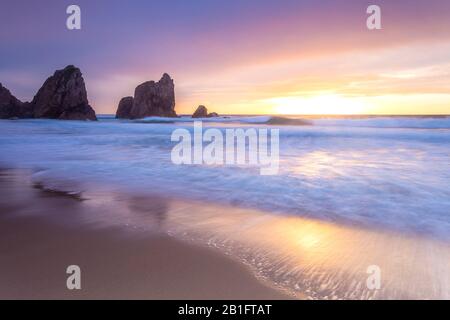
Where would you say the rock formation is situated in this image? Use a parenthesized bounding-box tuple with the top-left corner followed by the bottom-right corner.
(0, 83, 20, 118)
(0, 83, 33, 119)
(192, 105, 219, 118)
(31, 65, 97, 121)
(115, 96, 134, 119)
(192, 105, 208, 118)
(116, 73, 177, 119)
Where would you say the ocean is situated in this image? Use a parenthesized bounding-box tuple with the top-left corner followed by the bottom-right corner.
(1, 115, 449, 299)
(1, 115, 448, 240)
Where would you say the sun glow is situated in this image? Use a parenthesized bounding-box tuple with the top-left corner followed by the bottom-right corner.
(268, 94, 372, 115)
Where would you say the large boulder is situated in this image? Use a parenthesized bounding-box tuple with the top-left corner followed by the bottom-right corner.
(192, 105, 219, 118)
(0, 83, 33, 119)
(115, 96, 134, 119)
(125, 73, 177, 119)
(192, 105, 208, 118)
(31, 65, 97, 121)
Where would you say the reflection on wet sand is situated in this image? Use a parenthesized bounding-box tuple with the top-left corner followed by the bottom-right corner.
(164, 202, 450, 299)
(69, 186, 449, 299)
(65, 186, 450, 300)
(3, 169, 449, 299)
(0, 169, 289, 299)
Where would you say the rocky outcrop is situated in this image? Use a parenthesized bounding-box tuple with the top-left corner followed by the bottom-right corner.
(192, 105, 208, 118)
(192, 105, 219, 118)
(0, 83, 33, 119)
(115, 96, 134, 119)
(116, 73, 177, 119)
(0, 83, 23, 118)
(31, 65, 97, 121)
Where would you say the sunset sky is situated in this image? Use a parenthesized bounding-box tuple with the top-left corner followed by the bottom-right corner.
(1, 0, 450, 115)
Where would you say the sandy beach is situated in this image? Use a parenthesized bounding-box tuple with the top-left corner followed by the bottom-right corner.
(1, 167, 448, 300)
(1, 0, 450, 302)
(0, 169, 290, 300)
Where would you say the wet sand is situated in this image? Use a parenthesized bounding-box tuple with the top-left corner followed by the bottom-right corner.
(1, 168, 448, 300)
(0, 169, 289, 299)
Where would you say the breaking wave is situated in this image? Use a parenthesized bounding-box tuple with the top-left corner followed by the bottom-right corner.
(129, 115, 450, 129)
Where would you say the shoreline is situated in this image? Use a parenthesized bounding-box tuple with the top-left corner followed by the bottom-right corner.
(1, 168, 449, 299)
(0, 169, 291, 299)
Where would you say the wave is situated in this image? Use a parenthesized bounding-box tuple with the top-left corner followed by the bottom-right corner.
(129, 115, 450, 129)
(133, 115, 312, 126)
(313, 116, 450, 129)
(265, 116, 312, 125)
(0, 117, 449, 241)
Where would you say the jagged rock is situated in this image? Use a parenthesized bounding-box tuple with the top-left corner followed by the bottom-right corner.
(192, 105, 219, 118)
(0, 83, 22, 118)
(1, 66, 96, 121)
(192, 105, 208, 118)
(124, 73, 177, 119)
(0, 83, 33, 119)
(31, 65, 97, 121)
(115, 96, 134, 119)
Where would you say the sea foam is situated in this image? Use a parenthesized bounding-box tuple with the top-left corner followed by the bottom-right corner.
(0, 116, 449, 240)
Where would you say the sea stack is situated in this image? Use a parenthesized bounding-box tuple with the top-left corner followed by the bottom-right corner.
(31, 65, 97, 121)
(192, 105, 219, 118)
(0, 83, 33, 119)
(116, 73, 177, 119)
(115, 96, 134, 119)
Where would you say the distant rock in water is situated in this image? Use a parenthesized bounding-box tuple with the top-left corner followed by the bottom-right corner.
(31, 65, 97, 121)
(0, 83, 33, 119)
(266, 116, 312, 126)
(192, 105, 208, 118)
(116, 73, 177, 119)
(115, 96, 134, 119)
(192, 105, 219, 118)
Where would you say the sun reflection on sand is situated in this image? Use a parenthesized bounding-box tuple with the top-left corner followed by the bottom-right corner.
(32, 183, 450, 300)
(165, 201, 450, 299)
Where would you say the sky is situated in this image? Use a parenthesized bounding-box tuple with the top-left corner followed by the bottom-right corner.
(1, 0, 450, 115)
